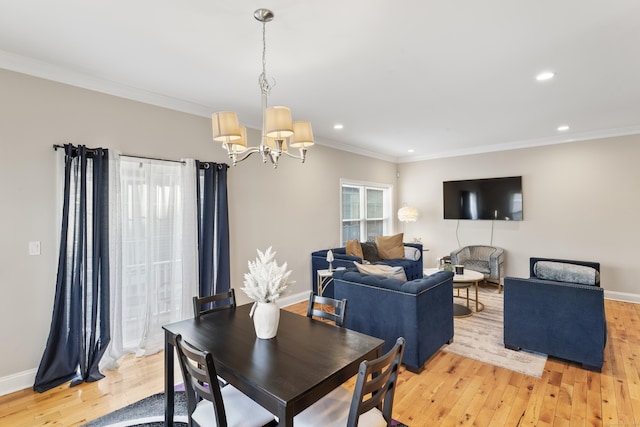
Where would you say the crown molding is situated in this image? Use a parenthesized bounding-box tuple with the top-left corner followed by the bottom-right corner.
(0, 50, 211, 117)
(313, 136, 398, 163)
(396, 125, 640, 163)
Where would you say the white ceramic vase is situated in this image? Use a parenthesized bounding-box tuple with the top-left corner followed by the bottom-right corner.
(251, 301, 280, 339)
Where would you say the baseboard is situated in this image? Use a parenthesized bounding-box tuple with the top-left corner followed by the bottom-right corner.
(278, 291, 310, 308)
(604, 290, 640, 304)
(0, 368, 36, 397)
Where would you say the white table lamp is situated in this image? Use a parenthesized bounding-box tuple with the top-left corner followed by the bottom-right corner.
(326, 249, 334, 272)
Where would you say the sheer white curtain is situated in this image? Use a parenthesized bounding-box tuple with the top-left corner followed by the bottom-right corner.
(102, 154, 198, 369)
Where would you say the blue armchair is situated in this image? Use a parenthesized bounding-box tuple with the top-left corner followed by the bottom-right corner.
(333, 268, 453, 373)
(503, 257, 606, 371)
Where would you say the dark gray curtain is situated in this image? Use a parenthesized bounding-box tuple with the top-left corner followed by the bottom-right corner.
(34, 144, 110, 393)
(195, 161, 230, 297)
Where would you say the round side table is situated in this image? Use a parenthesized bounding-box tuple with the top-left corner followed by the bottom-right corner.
(424, 268, 485, 317)
(452, 281, 473, 317)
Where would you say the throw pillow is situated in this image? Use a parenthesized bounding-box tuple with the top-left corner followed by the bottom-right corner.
(404, 246, 421, 261)
(376, 233, 404, 260)
(345, 239, 364, 259)
(354, 262, 407, 281)
(534, 261, 600, 286)
(361, 241, 382, 263)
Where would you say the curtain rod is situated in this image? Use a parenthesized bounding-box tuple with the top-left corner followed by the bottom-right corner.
(52, 143, 100, 155)
(53, 144, 186, 165)
(120, 154, 186, 165)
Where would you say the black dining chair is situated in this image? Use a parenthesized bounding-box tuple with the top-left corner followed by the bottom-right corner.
(306, 292, 348, 327)
(193, 289, 237, 318)
(294, 337, 406, 427)
(193, 289, 237, 388)
(175, 334, 277, 427)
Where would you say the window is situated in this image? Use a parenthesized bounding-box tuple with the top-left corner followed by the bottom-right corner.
(340, 180, 392, 245)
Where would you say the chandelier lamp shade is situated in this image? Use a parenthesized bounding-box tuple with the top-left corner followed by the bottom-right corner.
(398, 206, 419, 222)
(211, 9, 314, 169)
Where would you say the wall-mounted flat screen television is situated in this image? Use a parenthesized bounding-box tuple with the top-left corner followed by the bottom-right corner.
(443, 176, 523, 221)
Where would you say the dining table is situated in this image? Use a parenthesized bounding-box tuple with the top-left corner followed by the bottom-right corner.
(162, 303, 384, 426)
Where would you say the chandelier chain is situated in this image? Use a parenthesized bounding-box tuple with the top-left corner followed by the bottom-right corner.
(259, 21, 273, 97)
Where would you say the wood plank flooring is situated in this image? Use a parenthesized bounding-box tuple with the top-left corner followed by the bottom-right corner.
(0, 298, 637, 426)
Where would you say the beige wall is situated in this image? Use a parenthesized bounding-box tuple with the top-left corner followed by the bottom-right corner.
(2, 67, 639, 392)
(397, 136, 640, 297)
(0, 69, 397, 385)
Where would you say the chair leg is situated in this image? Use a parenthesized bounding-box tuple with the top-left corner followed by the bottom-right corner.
(482, 279, 502, 293)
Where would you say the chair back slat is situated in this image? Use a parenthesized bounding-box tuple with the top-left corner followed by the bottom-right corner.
(193, 289, 237, 318)
(347, 337, 405, 427)
(306, 292, 348, 327)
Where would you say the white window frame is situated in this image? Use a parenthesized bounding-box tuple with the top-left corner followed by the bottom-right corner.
(339, 179, 394, 245)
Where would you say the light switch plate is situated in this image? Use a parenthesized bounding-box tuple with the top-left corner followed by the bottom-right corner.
(29, 241, 41, 256)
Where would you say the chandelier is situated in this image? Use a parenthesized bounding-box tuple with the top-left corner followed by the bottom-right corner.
(211, 8, 314, 169)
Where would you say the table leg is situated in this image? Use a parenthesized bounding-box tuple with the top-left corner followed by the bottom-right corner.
(278, 406, 293, 427)
(475, 281, 479, 312)
(466, 287, 470, 309)
(164, 331, 175, 427)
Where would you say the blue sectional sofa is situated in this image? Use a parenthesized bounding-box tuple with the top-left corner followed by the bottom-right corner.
(311, 242, 423, 298)
(332, 268, 454, 373)
(504, 257, 606, 371)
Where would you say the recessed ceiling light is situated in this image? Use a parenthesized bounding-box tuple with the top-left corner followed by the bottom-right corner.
(536, 71, 555, 81)
(408, 149, 415, 153)
(333, 124, 344, 130)
(557, 125, 570, 131)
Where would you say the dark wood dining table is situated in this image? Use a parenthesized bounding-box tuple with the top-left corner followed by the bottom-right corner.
(162, 303, 384, 426)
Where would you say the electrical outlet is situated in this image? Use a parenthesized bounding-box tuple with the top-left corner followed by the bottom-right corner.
(29, 241, 41, 256)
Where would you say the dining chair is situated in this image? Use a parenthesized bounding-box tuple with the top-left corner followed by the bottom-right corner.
(175, 334, 277, 427)
(306, 292, 348, 327)
(193, 289, 236, 318)
(192, 289, 237, 388)
(294, 337, 406, 427)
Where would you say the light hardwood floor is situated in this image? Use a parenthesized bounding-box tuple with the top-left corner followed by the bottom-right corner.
(0, 298, 637, 426)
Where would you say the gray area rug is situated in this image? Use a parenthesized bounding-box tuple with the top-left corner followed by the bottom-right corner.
(83, 390, 409, 426)
(83, 391, 188, 427)
(444, 285, 548, 378)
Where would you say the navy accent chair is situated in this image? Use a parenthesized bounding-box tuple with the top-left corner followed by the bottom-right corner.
(333, 268, 453, 373)
(311, 243, 423, 298)
(504, 257, 606, 371)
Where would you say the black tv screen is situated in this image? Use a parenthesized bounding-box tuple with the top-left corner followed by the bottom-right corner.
(443, 176, 523, 221)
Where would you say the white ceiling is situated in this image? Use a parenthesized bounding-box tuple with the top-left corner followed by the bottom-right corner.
(2, 0, 640, 162)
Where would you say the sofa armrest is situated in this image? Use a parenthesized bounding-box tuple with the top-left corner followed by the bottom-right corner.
(489, 247, 505, 277)
(401, 270, 453, 294)
(450, 247, 470, 264)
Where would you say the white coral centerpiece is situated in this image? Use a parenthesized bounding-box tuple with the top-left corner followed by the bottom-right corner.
(241, 247, 292, 304)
